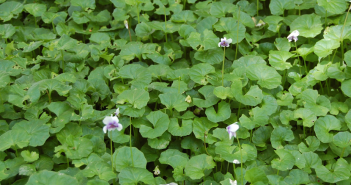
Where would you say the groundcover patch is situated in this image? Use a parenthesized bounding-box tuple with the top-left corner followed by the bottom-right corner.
(2, 0, 351, 184)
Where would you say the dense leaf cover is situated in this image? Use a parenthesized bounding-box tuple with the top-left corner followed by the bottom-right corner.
(1, 0, 351, 184)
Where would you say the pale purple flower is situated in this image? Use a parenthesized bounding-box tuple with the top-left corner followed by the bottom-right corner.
(233, 159, 240, 164)
(230, 179, 237, 185)
(287, 30, 299, 42)
(115, 108, 120, 117)
(103, 115, 123, 133)
(218, 37, 232, 47)
(226, 122, 239, 139)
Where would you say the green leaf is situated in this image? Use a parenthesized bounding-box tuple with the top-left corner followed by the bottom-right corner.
(314, 39, 340, 58)
(246, 64, 282, 89)
(231, 79, 263, 106)
(269, 0, 295, 15)
(194, 48, 223, 65)
(252, 126, 273, 147)
(270, 126, 294, 149)
(341, 79, 351, 97)
(119, 64, 152, 88)
(186, 29, 219, 50)
(21, 150, 39, 162)
(210, 2, 235, 18)
(213, 86, 232, 99)
(159, 93, 189, 112)
(294, 108, 317, 127)
(56, 137, 93, 160)
(290, 14, 323, 38)
(184, 154, 216, 180)
(159, 149, 189, 168)
(193, 117, 218, 144)
(168, 118, 193, 137)
(0, 1, 23, 22)
(0, 24, 15, 38)
(24, 3, 47, 17)
(113, 146, 147, 172)
(297, 89, 330, 116)
(324, 25, 351, 41)
(12, 120, 50, 147)
(117, 89, 150, 109)
(136, 22, 155, 38)
(271, 149, 295, 171)
(315, 158, 350, 183)
(118, 167, 155, 185)
(214, 17, 246, 44)
(70, 0, 96, 10)
(205, 101, 231, 123)
(317, 0, 348, 15)
(0, 130, 30, 151)
(140, 111, 170, 139)
(333, 132, 351, 148)
(314, 115, 341, 143)
(189, 63, 215, 85)
(244, 167, 269, 184)
(119, 42, 157, 61)
(148, 131, 171, 149)
(268, 51, 293, 70)
(171, 10, 197, 23)
(26, 170, 79, 185)
(284, 169, 310, 184)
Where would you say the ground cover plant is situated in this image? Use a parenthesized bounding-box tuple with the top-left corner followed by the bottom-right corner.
(2, 0, 351, 184)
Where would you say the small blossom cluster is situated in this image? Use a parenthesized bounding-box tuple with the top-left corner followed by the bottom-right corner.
(102, 108, 123, 133)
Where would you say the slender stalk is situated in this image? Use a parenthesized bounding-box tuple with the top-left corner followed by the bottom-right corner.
(295, 42, 301, 74)
(127, 21, 132, 42)
(227, 162, 230, 173)
(130, 117, 134, 166)
(298, 5, 300, 16)
(183, 0, 186, 10)
(237, 103, 242, 118)
(303, 58, 308, 74)
(204, 132, 210, 156)
(340, 139, 351, 158)
(256, 0, 259, 16)
(277, 170, 279, 175)
(235, 7, 241, 60)
(325, 10, 327, 29)
(164, 7, 168, 43)
(222, 47, 226, 86)
(340, 5, 351, 62)
(137, 3, 140, 24)
(110, 138, 113, 167)
(319, 82, 324, 94)
(66, 155, 69, 168)
(233, 163, 236, 178)
(14, 145, 18, 157)
(34, 16, 37, 28)
(46, 90, 52, 104)
(61, 50, 65, 73)
(236, 137, 243, 185)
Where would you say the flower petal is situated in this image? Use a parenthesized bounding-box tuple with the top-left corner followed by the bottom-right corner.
(103, 126, 107, 133)
(117, 123, 123, 131)
(227, 38, 232, 43)
(103, 116, 113, 125)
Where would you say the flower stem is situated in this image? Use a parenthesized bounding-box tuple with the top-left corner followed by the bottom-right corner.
(222, 47, 226, 86)
(256, 0, 259, 16)
(340, 5, 351, 62)
(130, 117, 134, 166)
(204, 132, 210, 156)
(110, 138, 113, 167)
(294, 42, 301, 75)
(66, 155, 69, 168)
(61, 50, 65, 73)
(164, 7, 168, 43)
(235, 6, 241, 60)
(236, 137, 243, 185)
(127, 19, 132, 42)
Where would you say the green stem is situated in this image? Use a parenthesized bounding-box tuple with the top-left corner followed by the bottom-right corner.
(235, 7, 241, 60)
(325, 10, 327, 29)
(233, 163, 236, 179)
(319, 82, 324, 94)
(340, 139, 351, 158)
(127, 21, 132, 42)
(61, 50, 65, 73)
(277, 170, 279, 175)
(295, 42, 301, 75)
(14, 145, 18, 157)
(340, 5, 351, 62)
(110, 138, 113, 167)
(256, 0, 259, 16)
(47, 90, 52, 104)
(237, 103, 242, 118)
(227, 162, 229, 173)
(303, 57, 308, 74)
(66, 155, 69, 168)
(222, 47, 226, 86)
(164, 8, 168, 43)
(236, 137, 243, 185)
(183, 0, 186, 10)
(34, 16, 37, 28)
(204, 132, 210, 156)
(137, 4, 140, 24)
(130, 117, 134, 166)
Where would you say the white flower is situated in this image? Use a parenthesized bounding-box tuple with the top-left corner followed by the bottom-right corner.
(218, 37, 232, 47)
(256, 20, 265, 27)
(226, 122, 239, 139)
(287, 30, 299, 42)
(115, 108, 120, 117)
(124, 20, 129, 29)
(160, 183, 178, 185)
(185, 95, 192, 103)
(229, 179, 237, 185)
(102, 115, 123, 133)
(233, 159, 240, 164)
(153, 165, 160, 175)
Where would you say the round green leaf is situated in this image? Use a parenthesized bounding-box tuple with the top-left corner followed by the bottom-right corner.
(184, 154, 216, 180)
(168, 118, 193, 137)
(159, 92, 189, 112)
(268, 51, 293, 71)
(26, 170, 79, 185)
(214, 17, 246, 44)
(315, 158, 350, 183)
(246, 64, 282, 89)
(317, 0, 348, 15)
(113, 146, 147, 172)
(147, 132, 171, 149)
(0, 130, 30, 151)
(314, 39, 340, 58)
(140, 111, 170, 139)
(24, 3, 47, 17)
(118, 167, 155, 185)
(314, 115, 341, 143)
(231, 79, 263, 106)
(270, 126, 294, 149)
(12, 120, 50, 147)
(21, 150, 39, 162)
(244, 167, 269, 184)
(341, 79, 351, 97)
(117, 89, 150, 109)
(159, 149, 189, 168)
(290, 14, 323, 38)
(333, 131, 351, 148)
(205, 101, 231, 123)
(194, 48, 223, 65)
(271, 149, 295, 171)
